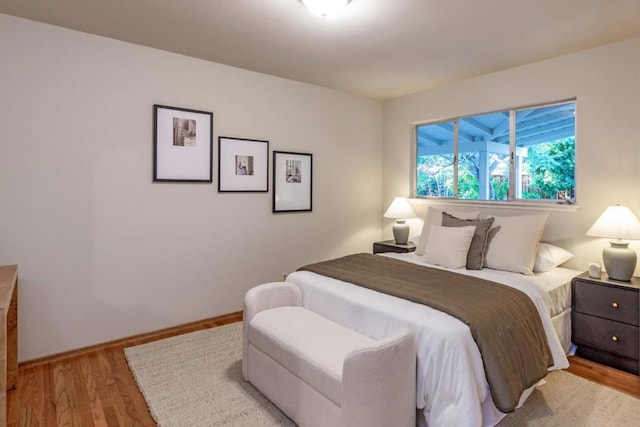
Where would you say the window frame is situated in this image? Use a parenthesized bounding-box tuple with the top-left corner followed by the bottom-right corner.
(411, 99, 577, 206)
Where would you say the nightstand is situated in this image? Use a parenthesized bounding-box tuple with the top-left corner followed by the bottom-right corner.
(571, 272, 639, 375)
(373, 240, 416, 254)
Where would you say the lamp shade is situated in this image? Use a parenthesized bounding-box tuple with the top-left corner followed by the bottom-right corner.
(383, 197, 416, 219)
(586, 205, 640, 240)
(301, 0, 351, 18)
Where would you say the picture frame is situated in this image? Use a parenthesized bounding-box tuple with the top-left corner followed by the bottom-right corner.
(153, 104, 213, 183)
(218, 136, 269, 192)
(273, 151, 312, 213)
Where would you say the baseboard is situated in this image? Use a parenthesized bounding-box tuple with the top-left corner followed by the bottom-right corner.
(20, 310, 243, 369)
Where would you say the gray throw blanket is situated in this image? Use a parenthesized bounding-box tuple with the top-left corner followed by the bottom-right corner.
(298, 253, 553, 412)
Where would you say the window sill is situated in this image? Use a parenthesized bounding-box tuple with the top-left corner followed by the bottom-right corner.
(413, 198, 580, 212)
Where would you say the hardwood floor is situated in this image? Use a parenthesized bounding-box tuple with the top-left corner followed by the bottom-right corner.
(566, 355, 640, 398)
(7, 312, 639, 426)
(7, 312, 242, 427)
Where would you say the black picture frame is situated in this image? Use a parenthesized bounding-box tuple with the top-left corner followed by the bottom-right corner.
(218, 137, 269, 192)
(273, 151, 312, 213)
(153, 104, 213, 183)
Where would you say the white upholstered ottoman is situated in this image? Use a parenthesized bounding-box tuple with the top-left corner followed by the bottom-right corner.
(243, 282, 416, 427)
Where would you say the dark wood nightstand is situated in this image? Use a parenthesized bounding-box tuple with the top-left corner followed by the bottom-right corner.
(571, 272, 639, 375)
(373, 240, 417, 254)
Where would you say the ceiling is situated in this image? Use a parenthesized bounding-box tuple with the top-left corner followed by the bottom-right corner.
(1, 0, 639, 99)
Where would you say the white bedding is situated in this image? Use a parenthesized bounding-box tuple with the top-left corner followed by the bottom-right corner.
(388, 253, 576, 317)
(286, 253, 581, 427)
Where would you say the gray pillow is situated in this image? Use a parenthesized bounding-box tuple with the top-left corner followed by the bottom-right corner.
(442, 212, 495, 270)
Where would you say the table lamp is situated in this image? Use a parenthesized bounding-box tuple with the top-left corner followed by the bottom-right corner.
(586, 205, 640, 281)
(383, 197, 416, 245)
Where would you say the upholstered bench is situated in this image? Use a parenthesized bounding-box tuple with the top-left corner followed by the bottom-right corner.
(242, 282, 416, 427)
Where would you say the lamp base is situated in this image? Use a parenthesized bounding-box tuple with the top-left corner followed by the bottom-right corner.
(603, 241, 636, 281)
(392, 220, 410, 245)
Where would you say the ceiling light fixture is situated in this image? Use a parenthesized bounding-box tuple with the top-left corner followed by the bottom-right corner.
(300, 0, 352, 19)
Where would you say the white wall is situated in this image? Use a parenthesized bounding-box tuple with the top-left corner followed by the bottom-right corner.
(382, 38, 640, 272)
(0, 14, 383, 361)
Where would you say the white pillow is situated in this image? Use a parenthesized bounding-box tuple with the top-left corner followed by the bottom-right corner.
(423, 224, 476, 269)
(415, 207, 480, 256)
(534, 242, 574, 272)
(484, 214, 548, 276)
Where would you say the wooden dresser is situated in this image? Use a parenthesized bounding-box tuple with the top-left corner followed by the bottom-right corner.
(0, 265, 18, 425)
(571, 272, 639, 375)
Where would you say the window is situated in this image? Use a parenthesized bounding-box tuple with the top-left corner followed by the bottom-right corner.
(415, 100, 575, 203)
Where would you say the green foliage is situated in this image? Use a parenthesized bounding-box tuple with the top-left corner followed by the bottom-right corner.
(522, 137, 575, 200)
(490, 176, 509, 200)
(457, 153, 479, 199)
(416, 155, 454, 197)
(417, 137, 574, 201)
(457, 170, 478, 199)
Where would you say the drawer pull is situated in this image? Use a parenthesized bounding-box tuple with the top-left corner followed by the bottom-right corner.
(612, 335, 618, 342)
(612, 302, 619, 308)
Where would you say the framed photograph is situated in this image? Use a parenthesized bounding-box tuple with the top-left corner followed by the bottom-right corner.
(153, 104, 213, 182)
(273, 151, 312, 213)
(218, 137, 269, 192)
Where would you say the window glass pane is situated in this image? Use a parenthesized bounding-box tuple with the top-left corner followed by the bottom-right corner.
(516, 102, 575, 201)
(416, 121, 455, 197)
(413, 100, 576, 203)
(458, 112, 510, 200)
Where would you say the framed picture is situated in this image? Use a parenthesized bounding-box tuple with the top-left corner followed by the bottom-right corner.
(273, 151, 312, 213)
(153, 104, 213, 183)
(218, 137, 269, 192)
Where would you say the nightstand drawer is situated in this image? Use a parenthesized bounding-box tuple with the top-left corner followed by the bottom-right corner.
(573, 312, 639, 360)
(573, 280, 639, 326)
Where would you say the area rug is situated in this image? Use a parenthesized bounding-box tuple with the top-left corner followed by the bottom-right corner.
(125, 322, 639, 427)
(498, 369, 639, 426)
(124, 323, 294, 426)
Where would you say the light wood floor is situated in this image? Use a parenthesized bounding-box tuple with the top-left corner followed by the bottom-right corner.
(7, 312, 639, 426)
(7, 312, 243, 427)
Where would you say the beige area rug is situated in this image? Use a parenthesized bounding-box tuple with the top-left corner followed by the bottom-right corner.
(125, 322, 639, 427)
(498, 370, 639, 426)
(125, 323, 294, 426)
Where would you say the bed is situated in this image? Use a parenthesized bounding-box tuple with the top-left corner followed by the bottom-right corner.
(286, 209, 580, 427)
